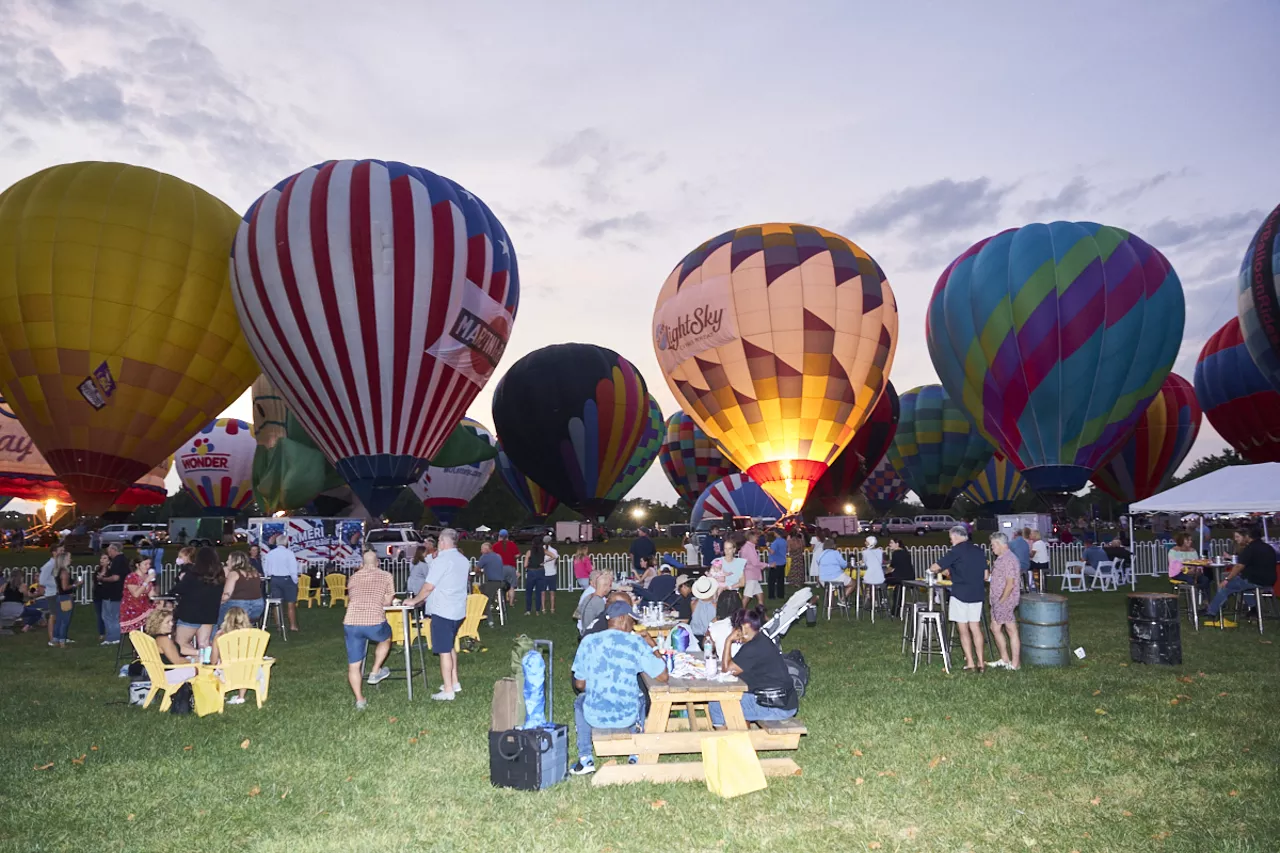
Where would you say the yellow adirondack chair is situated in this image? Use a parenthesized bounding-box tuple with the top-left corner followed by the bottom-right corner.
(129, 631, 198, 712)
(455, 593, 488, 651)
(387, 610, 421, 646)
(325, 573, 349, 607)
(297, 574, 321, 608)
(213, 628, 275, 708)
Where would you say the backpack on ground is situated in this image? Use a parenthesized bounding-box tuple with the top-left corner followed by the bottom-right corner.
(781, 649, 810, 699)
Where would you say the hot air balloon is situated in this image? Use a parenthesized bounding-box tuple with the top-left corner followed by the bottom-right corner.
(808, 381, 900, 513)
(0, 162, 258, 513)
(689, 473, 784, 530)
(492, 344, 650, 520)
(606, 394, 663, 502)
(230, 160, 520, 515)
(496, 443, 560, 521)
(861, 457, 909, 513)
(886, 385, 995, 510)
(175, 418, 256, 515)
(1237, 203, 1280, 392)
(1090, 373, 1201, 503)
(960, 454, 1027, 513)
(653, 223, 898, 513)
(657, 411, 738, 507)
(409, 418, 497, 525)
(251, 374, 345, 513)
(927, 222, 1185, 494)
(1194, 319, 1280, 463)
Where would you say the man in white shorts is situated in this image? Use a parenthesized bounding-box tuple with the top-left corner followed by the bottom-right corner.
(929, 525, 989, 673)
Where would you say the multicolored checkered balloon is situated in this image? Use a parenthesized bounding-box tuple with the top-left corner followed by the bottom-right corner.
(861, 457, 908, 513)
(960, 454, 1026, 513)
(657, 411, 738, 507)
(886, 385, 994, 510)
(927, 222, 1184, 493)
(1091, 373, 1200, 503)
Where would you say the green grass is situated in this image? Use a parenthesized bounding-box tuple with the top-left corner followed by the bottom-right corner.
(1, 580, 1277, 853)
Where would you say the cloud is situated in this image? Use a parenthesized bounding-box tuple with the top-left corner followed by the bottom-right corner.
(1020, 176, 1091, 219)
(1142, 210, 1262, 249)
(540, 128, 664, 205)
(1107, 169, 1188, 207)
(843, 177, 1014, 236)
(579, 212, 653, 240)
(0, 1, 297, 189)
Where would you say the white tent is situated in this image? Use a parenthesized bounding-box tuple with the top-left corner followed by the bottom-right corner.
(1131, 464, 1280, 514)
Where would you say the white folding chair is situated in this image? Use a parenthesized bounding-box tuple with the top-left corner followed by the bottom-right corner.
(1060, 562, 1087, 592)
(1091, 560, 1118, 592)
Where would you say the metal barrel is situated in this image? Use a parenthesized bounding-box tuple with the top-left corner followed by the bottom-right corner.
(1017, 592, 1070, 667)
(1127, 592, 1182, 665)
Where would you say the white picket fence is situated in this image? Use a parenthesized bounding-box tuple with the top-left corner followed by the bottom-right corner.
(17, 539, 1223, 606)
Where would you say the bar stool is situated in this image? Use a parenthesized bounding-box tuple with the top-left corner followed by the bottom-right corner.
(1170, 579, 1198, 632)
(861, 583, 886, 624)
(261, 598, 288, 641)
(913, 610, 950, 674)
(824, 581, 851, 620)
(901, 602, 921, 654)
(1231, 586, 1274, 635)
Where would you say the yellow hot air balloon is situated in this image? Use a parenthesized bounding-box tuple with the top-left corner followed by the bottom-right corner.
(653, 223, 897, 512)
(0, 162, 258, 513)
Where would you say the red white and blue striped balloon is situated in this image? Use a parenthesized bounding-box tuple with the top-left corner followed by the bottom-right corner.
(230, 160, 519, 514)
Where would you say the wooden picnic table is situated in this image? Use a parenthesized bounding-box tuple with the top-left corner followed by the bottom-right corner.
(590, 671, 805, 787)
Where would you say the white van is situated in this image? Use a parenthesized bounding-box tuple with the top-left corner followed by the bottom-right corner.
(914, 515, 961, 534)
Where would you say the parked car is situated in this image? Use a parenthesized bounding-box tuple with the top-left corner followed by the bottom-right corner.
(510, 525, 550, 543)
(97, 523, 166, 547)
(877, 517, 919, 535)
(914, 514, 961, 534)
(365, 527, 425, 560)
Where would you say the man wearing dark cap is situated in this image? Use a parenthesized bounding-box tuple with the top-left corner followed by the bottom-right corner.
(569, 599, 669, 776)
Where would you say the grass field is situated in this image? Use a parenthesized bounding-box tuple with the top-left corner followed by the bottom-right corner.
(2, 579, 1277, 853)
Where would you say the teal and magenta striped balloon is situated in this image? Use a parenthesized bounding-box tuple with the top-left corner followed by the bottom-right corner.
(885, 385, 994, 510)
(927, 222, 1184, 494)
(607, 394, 663, 500)
(960, 454, 1026, 513)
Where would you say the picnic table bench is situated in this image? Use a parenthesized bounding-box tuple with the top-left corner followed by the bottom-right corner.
(590, 672, 806, 787)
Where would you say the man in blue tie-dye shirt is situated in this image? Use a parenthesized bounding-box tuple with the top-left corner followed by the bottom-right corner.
(569, 600, 668, 776)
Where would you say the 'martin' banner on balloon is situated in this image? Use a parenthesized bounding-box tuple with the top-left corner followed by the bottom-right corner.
(653, 223, 898, 513)
(927, 221, 1184, 494)
(230, 160, 519, 515)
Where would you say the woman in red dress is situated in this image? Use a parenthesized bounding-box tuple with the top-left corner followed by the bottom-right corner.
(119, 555, 156, 636)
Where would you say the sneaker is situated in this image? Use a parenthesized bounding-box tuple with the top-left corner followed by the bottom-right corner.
(627, 755, 639, 765)
(988, 660, 1009, 670)
(227, 695, 246, 705)
(65, 639, 76, 644)
(48, 641, 59, 647)
(355, 699, 368, 711)
(452, 683, 462, 693)
(366, 667, 392, 685)
(430, 689, 456, 701)
(569, 758, 596, 776)
(524, 611, 531, 617)
(1204, 616, 1238, 629)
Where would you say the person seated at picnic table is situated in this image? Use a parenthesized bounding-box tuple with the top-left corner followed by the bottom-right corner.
(577, 570, 614, 637)
(1167, 533, 1210, 601)
(672, 575, 694, 621)
(1081, 538, 1108, 577)
(634, 566, 676, 605)
(143, 609, 198, 685)
(2, 569, 45, 631)
(689, 576, 717, 641)
(581, 590, 638, 638)
(629, 556, 658, 589)
(708, 605, 798, 727)
(1204, 525, 1278, 628)
(569, 599, 669, 776)
(861, 536, 885, 585)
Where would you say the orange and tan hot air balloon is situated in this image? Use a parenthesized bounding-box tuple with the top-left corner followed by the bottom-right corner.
(652, 223, 897, 512)
(0, 162, 258, 513)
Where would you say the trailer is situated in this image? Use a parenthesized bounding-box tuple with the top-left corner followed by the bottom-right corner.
(168, 517, 236, 547)
(555, 520, 595, 543)
(996, 513, 1053, 540)
(816, 515, 861, 536)
(247, 517, 366, 564)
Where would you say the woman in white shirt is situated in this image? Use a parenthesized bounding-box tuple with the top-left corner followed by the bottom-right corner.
(540, 536, 559, 615)
(1028, 530, 1050, 590)
(861, 536, 885, 585)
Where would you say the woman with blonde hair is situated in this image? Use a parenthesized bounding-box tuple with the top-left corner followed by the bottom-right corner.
(144, 609, 197, 686)
(51, 552, 81, 647)
(211, 606, 256, 704)
(219, 551, 264, 630)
